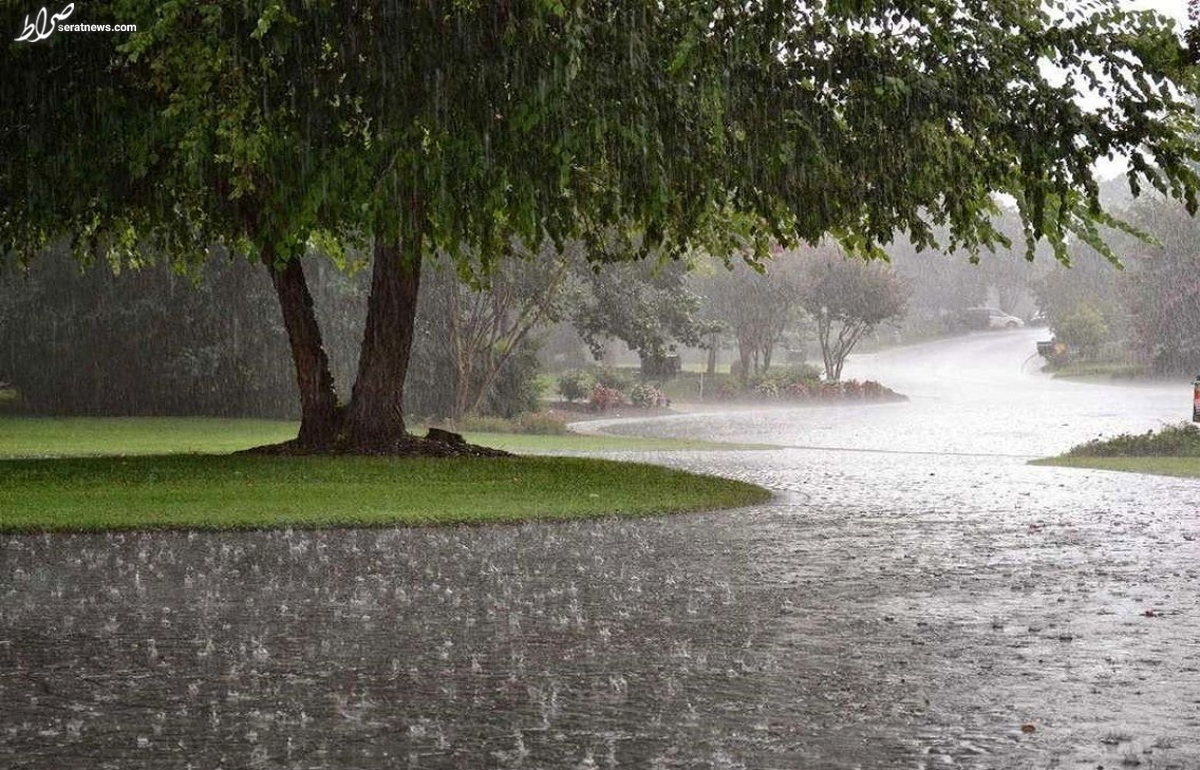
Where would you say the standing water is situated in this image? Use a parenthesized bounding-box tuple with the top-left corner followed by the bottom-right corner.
(3, 330, 1199, 768)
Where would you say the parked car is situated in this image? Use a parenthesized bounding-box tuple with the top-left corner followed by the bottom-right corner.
(958, 307, 1025, 330)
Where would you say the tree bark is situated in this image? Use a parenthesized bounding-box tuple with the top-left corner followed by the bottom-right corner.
(342, 234, 422, 448)
(262, 247, 341, 449)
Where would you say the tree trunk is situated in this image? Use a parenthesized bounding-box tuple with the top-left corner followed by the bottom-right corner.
(448, 282, 474, 423)
(817, 318, 836, 381)
(736, 330, 753, 383)
(342, 235, 422, 448)
(263, 248, 341, 449)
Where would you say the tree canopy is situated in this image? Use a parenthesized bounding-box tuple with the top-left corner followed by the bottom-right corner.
(3, 0, 1199, 450)
(798, 248, 908, 381)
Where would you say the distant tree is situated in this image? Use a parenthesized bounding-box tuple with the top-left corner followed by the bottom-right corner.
(698, 256, 803, 381)
(1032, 247, 1130, 359)
(890, 238, 988, 328)
(556, 370, 596, 403)
(5, 1, 1200, 453)
(444, 242, 573, 420)
(1121, 201, 1200, 374)
(0, 248, 297, 416)
(890, 211, 1054, 338)
(798, 249, 909, 381)
(571, 254, 711, 367)
(1053, 303, 1111, 361)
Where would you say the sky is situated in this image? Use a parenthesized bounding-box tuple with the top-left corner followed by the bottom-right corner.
(1124, 0, 1188, 25)
(1088, 1, 1191, 179)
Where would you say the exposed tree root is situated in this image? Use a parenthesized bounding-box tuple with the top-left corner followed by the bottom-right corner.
(239, 429, 511, 458)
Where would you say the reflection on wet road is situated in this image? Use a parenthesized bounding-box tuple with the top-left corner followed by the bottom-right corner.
(3, 330, 1198, 768)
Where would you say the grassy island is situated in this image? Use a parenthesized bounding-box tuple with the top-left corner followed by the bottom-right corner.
(1032, 422, 1200, 479)
(0, 417, 773, 533)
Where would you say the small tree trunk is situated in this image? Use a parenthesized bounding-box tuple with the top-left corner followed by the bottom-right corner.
(817, 319, 836, 381)
(342, 235, 422, 449)
(448, 283, 474, 423)
(263, 248, 341, 449)
(736, 331, 753, 383)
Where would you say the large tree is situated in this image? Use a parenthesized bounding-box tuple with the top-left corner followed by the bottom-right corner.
(3, 0, 1199, 452)
(1121, 199, 1200, 374)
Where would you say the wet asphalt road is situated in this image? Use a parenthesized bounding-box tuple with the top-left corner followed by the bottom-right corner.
(2, 329, 1198, 769)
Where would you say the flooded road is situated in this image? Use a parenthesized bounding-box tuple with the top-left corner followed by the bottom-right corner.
(588, 328, 1189, 458)
(3, 330, 1199, 768)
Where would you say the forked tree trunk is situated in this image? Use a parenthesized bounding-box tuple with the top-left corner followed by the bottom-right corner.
(341, 235, 422, 449)
(262, 248, 341, 449)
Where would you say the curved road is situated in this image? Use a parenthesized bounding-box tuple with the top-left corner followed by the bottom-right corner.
(590, 327, 1191, 458)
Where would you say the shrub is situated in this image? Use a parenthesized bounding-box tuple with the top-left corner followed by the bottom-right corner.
(592, 366, 634, 393)
(775, 363, 824, 383)
(819, 382, 842, 399)
(743, 364, 823, 401)
(515, 411, 569, 435)
(557, 370, 595, 403)
(1065, 422, 1200, 457)
(479, 342, 544, 419)
(1053, 303, 1109, 361)
(784, 381, 812, 399)
(753, 379, 781, 399)
(588, 384, 626, 411)
(708, 367, 903, 403)
(630, 382, 665, 408)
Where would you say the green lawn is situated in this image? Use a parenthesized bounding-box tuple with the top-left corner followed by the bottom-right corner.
(0, 416, 772, 458)
(0, 417, 299, 457)
(1045, 361, 1147, 380)
(1031, 422, 1200, 479)
(1031, 455, 1200, 479)
(0, 416, 773, 533)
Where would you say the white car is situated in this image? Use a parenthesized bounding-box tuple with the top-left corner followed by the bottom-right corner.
(961, 307, 1025, 330)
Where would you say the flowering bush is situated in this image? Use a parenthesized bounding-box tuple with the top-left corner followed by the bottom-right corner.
(630, 383, 665, 408)
(721, 373, 902, 403)
(588, 384, 626, 411)
(784, 381, 812, 399)
(753, 379, 781, 399)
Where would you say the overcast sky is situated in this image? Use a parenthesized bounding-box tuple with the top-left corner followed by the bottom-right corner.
(1124, 0, 1187, 26)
